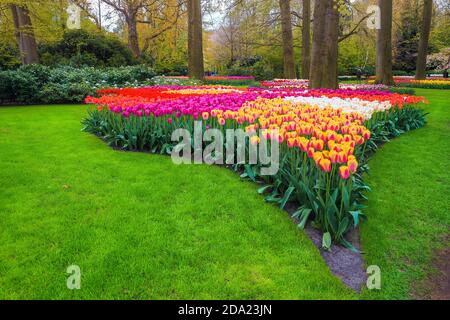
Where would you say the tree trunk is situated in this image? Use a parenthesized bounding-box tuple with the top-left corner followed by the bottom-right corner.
(415, 0, 433, 80)
(279, 0, 296, 79)
(309, 0, 339, 89)
(188, 0, 205, 80)
(375, 0, 394, 85)
(10, 4, 39, 65)
(127, 16, 141, 58)
(301, 0, 311, 79)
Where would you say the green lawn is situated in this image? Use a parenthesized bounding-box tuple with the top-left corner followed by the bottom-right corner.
(0, 89, 448, 299)
(360, 89, 450, 299)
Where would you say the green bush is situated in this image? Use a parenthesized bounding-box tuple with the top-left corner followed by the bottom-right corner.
(39, 29, 137, 68)
(205, 79, 260, 87)
(0, 42, 21, 70)
(0, 65, 156, 105)
(389, 87, 416, 95)
(223, 57, 279, 81)
(392, 70, 412, 77)
(0, 71, 14, 102)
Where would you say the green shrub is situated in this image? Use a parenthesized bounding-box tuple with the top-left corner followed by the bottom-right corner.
(0, 42, 21, 70)
(223, 57, 279, 81)
(9, 69, 41, 103)
(0, 65, 156, 105)
(392, 70, 412, 76)
(389, 87, 416, 95)
(39, 29, 137, 68)
(0, 71, 14, 101)
(205, 79, 260, 87)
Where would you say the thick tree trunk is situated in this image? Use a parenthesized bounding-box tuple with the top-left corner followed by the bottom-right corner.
(127, 16, 141, 58)
(309, 0, 339, 89)
(375, 0, 394, 85)
(301, 0, 311, 79)
(324, 2, 339, 87)
(188, 0, 205, 80)
(10, 4, 39, 65)
(279, 0, 296, 79)
(415, 0, 433, 80)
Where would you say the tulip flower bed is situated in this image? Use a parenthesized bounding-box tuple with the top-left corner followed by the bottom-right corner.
(261, 79, 390, 91)
(83, 85, 427, 249)
(394, 79, 450, 89)
(368, 77, 450, 89)
(167, 76, 256, 81)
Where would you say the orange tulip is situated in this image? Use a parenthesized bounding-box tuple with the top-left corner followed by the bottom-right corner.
(329, 150, 339, 164)
(339, 166, 350, 180)
(348, 159, 358, 174)
(327, 140, 336, 150)
(353, 135, 365, 145)
(313, 152, 324, 164)
(298, 137, 309, 152)
(314, 139, 324, 151)
(338, 151, 348, 163)
(250, 136, 260, 146)
(343, 134, 352, 142)
(318, 158, 332, 173)
(287, 138, 296, 148)
(327, 130, 336, 141)
(362, 130, 371, 140)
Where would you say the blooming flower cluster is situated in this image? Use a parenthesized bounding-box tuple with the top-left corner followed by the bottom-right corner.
(164, 75, 256, 81)
(209, 98, 367, 178)
(87, 86, 426, 121)
(260, 79, 310, 89)
(261, 79, 389, 91)
(284, 96, 391, 119)
(368, 76, 450, 89)
(339, 84, 389, 91)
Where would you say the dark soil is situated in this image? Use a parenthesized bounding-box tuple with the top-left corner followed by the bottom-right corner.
(412, 235, 450, 300)
(284, 202, 367, 292)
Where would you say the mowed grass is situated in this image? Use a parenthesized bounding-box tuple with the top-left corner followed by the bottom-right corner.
(360, 89, 450, 299)
(0, 104, 353, 299)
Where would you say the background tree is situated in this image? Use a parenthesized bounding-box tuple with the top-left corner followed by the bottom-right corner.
(392, 0, 420, 73)
(375, 0, 394, 85)
(301, 0, 310, 79)
(309, 0, 339, 89)
(10, 3, 39, 64)
(99, 0, 144, 58)
(416, 0, 433, 79)
(188, 0, 204, 80)
(279, 0, 296, 78)
(98, 0, 185, 59)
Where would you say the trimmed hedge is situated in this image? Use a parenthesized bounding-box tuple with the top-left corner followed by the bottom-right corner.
(0, 65, 156, 105)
